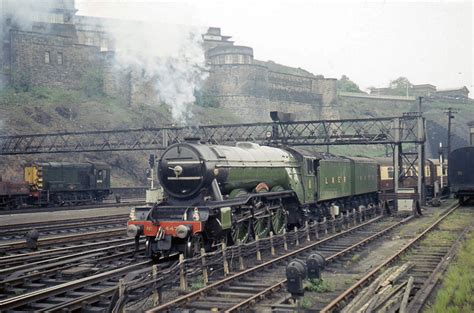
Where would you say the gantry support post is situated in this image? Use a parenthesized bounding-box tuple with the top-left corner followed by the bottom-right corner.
(417, 116, 426, 206)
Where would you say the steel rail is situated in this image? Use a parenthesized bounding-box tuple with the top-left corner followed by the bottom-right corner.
(0, 237, 133, 267)
(0, 241, 144, 282)
(0, 228, 126, 251)
(148, 214, 391, 312)
(0, 200, 145, 215)
(320, 202, 461, 313)
(0, 261, 151, 310)
(35, 253, 179, 312)
(0, 213, 128, 232)
(222, 215, 413, 313)
(0, 216, 128, 240)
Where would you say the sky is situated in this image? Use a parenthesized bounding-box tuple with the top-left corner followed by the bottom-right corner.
(75, 0, 473, 92)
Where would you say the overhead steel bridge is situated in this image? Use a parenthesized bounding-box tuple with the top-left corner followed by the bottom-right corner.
(0, 116, 424, 155)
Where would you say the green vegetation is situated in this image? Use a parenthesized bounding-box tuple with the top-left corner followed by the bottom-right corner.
(304, 278, 333, 293)
(337, 75, 362, 93)
(189, 277, 206, 291)
(425, 230, 474, 313)
(11, 71, 32, 92)
(80, 68, 105, 98)
(194, 89, 219, 108)
(388, 76, 413, 96)
(299, 296, 313, 309)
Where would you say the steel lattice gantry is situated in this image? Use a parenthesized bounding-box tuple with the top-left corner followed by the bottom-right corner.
(0, 116, 422, 153)
(0, 115, 426, 204)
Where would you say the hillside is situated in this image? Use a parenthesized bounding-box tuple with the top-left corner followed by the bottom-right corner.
(0, 86, 242, 186)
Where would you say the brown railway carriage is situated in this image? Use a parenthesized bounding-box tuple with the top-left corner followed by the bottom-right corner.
(374, 157, 444, 198)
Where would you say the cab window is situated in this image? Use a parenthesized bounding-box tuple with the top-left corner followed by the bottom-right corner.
(306, 159, 314, 175)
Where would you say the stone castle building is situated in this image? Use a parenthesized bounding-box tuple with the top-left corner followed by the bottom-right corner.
(202, 28, 339, 121)
(0, 0, 339, 122)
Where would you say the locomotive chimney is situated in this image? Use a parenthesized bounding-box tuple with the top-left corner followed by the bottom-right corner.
(469, 121, 474, 146)
(183, 137, 201, 144)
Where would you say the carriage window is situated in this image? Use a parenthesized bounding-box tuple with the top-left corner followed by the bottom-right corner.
(425, 166, 430, 177)
(98, 170, 103, 178)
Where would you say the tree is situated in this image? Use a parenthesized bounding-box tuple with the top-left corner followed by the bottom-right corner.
(389, 77, 412, 94)
(337, 75, 362, 93)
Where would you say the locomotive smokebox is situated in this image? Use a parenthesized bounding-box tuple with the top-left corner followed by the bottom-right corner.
(158, 142, 218, 200)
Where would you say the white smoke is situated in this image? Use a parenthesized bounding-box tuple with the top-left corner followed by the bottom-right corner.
(2, 0, 60, 31)
(104, 19, 208, 124)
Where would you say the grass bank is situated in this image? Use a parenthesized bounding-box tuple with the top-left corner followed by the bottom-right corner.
(424, 229, 474, 313)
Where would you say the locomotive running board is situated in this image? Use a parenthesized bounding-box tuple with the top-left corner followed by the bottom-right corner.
(159, 190, 296, 210)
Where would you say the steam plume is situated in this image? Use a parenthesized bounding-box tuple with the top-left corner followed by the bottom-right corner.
(105, 20, 208, 124)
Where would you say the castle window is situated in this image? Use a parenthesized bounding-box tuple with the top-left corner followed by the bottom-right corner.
(224, 55, 232, 64)
(57, 52, 63, 65)
(218, 55, 225, 64)
(44, 52, 50, 64)
(232, 55, 239, 64)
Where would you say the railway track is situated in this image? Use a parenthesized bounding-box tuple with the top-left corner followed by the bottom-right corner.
(0, 227, 130, 259)
(0, 214, 129, 242)
(319, 203, 473, 313)
(0, 260, 152, 312)
(146, 211, 412, 312)
(0, 241, 146, 299)
(0, 199, 145, 215)
(0, 252, 180, 312)
(0, 237, 137, 269)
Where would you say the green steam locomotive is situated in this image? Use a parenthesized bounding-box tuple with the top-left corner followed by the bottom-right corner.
(128, 139, 379, 259)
